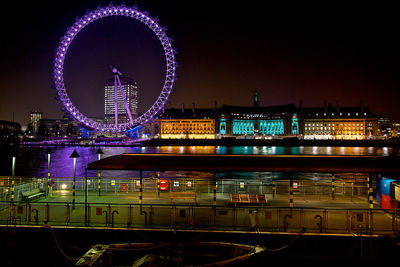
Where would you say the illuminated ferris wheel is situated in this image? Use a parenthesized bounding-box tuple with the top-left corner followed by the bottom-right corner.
(53, 4, 176, 133)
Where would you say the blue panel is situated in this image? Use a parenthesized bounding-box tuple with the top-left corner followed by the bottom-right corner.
(382, 178, 396, 197)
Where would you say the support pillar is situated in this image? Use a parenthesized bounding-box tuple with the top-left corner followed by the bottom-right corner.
(332, 173, 335, 200)
(289, 177, 293, 208)
(213, 172, 217, 215)
(139, 170, 143, 209)
(272, 172, 276, 199)
(368, 173, 373, 209)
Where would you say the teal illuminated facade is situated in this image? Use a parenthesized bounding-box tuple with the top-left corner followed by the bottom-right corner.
(232, 120, 256, 135)
(259, 120, 285, 135)
(217, 102, 299, 137)
(291, 113, 299, 135)
(219, 115, 227, 135)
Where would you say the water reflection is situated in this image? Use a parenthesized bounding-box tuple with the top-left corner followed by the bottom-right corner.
(10, 145, 400, 179)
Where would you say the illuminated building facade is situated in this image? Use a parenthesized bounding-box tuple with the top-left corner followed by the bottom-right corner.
(151, 94, 381, 140)
(302, 104, 378, 140)
(217, 103, 298, 138)
(30, 111, 43, 133)
(104, 77, 138, 125)
(156, 106, 216, 139)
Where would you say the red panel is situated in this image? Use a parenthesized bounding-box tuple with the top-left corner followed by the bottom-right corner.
(381, 194, 392, 209)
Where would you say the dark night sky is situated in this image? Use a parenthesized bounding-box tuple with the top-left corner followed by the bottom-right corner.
(1, 0, 400, 126)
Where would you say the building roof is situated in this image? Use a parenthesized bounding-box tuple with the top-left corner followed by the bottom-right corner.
(87, 153, 400, 173)
(302, 106, 376, 119)
(157, 108, 216, 120)
(106, 76, 137, 86)
(219, 104, 298, 114)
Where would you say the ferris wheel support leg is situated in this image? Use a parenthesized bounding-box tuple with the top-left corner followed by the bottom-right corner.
(114, 75, 119, 129)
(116, 75, 133, 124)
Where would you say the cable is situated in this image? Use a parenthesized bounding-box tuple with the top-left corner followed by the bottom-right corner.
(263, 233, 302, 252)
(42, 225, 84, 262)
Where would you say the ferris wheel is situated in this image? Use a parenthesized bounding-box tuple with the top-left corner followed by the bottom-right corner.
(53, 4, 176, 133)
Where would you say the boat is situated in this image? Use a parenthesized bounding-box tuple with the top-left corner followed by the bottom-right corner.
(75, 241, 266, 266)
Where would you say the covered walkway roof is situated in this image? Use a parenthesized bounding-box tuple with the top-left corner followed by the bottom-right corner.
(87, 154, 400, 173)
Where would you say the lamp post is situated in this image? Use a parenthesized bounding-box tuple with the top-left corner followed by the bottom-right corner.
(96, 148, 103, 196)
(70, 149, 80, 210)
(46, 147, 53, 197)
(10, 153, 16, 203)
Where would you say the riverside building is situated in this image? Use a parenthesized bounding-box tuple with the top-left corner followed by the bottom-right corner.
(302, 103, 378, 140)
(156, 104, 216, 139)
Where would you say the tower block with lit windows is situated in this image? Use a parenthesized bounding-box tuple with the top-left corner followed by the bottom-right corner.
(104, 74, 138, 126)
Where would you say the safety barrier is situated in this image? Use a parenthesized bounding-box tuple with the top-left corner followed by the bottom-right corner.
(0, 201, 398, 235)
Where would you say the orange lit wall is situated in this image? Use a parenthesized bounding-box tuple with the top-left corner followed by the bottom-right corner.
(160, 119, 215, 139)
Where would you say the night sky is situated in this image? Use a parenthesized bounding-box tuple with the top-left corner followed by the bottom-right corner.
(1, 0, 400, 126)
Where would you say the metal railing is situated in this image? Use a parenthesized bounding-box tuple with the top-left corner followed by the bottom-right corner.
(1, 201, 399, 236)
(0, 176, 370, 203)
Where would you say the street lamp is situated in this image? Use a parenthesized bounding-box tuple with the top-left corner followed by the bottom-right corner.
(10, 151, 16, 203)
(96, 148, 103, 196)
(70, 149, 80, 210)
(46, 147, 53, 197)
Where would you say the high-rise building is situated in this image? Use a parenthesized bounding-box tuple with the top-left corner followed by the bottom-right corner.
(30, 111, 43, 133)
(104, 77, 138, 125)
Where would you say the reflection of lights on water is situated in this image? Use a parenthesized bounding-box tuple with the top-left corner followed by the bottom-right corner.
(368, 147, 374, 154)
(299, 146, 304, 154)
(383, 147, 389, 156)
(179, 146, 184, 153)
(312, 146, 318, 155)
(326, 146, 332, 155)
(340, 147, 345, 155)
(271, 146, 276, 154)
(262, 146, 267, 153)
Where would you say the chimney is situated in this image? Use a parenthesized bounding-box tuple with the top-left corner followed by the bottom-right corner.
(336, 100, 339, 113)
(181, 103, 184, 113)
(192, 102, 195, 113)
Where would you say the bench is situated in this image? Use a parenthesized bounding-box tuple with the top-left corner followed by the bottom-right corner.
(231, 194, 267, 206)
(169, 192, 196, 204)
(21, 188, 45, 201)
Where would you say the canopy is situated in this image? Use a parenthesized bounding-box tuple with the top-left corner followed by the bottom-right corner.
(87, 153, 400, 173)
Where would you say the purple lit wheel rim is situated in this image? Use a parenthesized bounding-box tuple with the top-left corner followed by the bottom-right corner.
(53, 5, 176, 133)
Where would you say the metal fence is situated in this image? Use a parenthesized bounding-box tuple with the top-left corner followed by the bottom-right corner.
(0, 176, 370, 203)
(1, 201, 399, 236)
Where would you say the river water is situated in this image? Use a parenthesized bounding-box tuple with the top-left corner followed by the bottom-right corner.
(4, 145, 398, 181)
